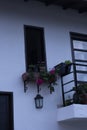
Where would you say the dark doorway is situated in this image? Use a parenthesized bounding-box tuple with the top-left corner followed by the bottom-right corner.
(0, 92, 14, 130)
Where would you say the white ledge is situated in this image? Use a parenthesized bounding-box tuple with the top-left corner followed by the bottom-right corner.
(57, 104, 87, 122)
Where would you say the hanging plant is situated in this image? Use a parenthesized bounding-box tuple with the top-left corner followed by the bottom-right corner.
(22, 66, 58, 93)
(21, 60, 71, 93)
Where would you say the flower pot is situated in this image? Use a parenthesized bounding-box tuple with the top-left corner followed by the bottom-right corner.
(55, 62, 71, 76)
(65, 64, 71, 74)
(80, 94, 87, 104)
(73, 93, 87, 104)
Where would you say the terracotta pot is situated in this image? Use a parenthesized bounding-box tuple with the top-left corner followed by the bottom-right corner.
(80, 94, 87, 104)
(55, 63, 71, 76)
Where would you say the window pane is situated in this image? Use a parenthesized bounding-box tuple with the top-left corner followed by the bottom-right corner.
(73, 40, 87, 50)
(74, 51, 87, 60)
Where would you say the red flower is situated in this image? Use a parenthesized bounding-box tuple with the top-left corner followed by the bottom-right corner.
(36, 78, 44, 86)
(48, 69, 57, 84)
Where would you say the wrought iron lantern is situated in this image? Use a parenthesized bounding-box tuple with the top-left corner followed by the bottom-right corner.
(34, 84, 43, 109)
(34, 94, 43, 109)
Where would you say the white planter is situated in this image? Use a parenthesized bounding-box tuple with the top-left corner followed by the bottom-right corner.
(57, 104, 87, 122)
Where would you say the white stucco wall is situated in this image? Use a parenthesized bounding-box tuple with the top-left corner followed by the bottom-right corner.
(0, 1, 87, 130)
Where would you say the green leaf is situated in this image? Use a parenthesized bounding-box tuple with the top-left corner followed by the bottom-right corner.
(50, 86, 55, 94)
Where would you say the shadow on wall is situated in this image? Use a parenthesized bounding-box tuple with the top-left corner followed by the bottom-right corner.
(58, 120, 87, 130)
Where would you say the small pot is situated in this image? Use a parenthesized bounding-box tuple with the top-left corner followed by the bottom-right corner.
(55, 62, 71, 76)
(73, 93, 87, 104)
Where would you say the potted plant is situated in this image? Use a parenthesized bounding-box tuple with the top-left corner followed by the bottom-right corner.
(54, 60, 72, 76)
(38, 69, 57, 94)
(73, 83, 87, 104)
(65, 98, 73, 106)
(64, 60, 72, 74)
(22, 67, 58, 93)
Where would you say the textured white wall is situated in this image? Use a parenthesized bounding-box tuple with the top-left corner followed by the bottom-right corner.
(0, 1, 87, 130)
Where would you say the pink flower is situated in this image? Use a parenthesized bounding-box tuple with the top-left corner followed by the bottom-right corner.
(49, 68, 55, 74)
(36, 78, 44, 86)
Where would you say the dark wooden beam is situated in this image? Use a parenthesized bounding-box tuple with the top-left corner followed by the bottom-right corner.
(24, 0, 29, 2)
(44, 0, 59, 6)
(23, 0, 87, 13)
(62, 2, 76, 9)
(79, 7, 87, 13)
(62, 1, 82, 10)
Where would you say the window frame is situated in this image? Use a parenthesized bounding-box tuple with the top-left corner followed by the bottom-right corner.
(70, 32, 87, 86)
(24, 25, 47, 72)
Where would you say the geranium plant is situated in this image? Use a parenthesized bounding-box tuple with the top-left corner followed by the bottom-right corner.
(22, 66, 58, 93)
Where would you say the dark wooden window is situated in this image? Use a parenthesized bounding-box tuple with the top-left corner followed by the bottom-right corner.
(24, 25, 47, 72)
(0, 92, 14, 130)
